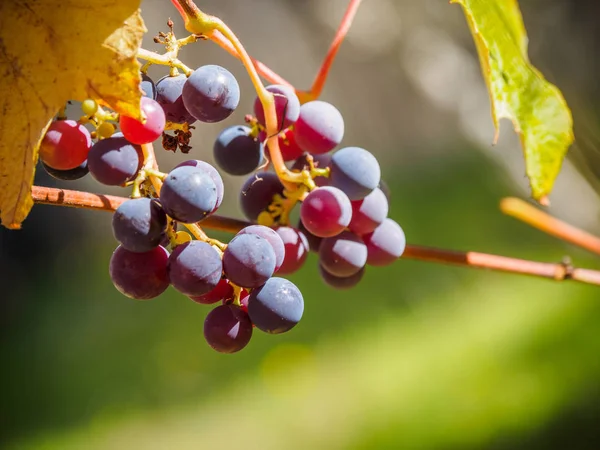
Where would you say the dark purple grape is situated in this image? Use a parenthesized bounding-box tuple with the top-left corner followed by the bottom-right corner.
(168, 241, 223, 296)
(204, 304, 253, 353)
(109, 245, 170, 300)
(300, 186, 352, 238)
(88, 135, 143, 186)
(214, 125, 263, 176)
(319, 231, 367, 277)
(182, 65, 240, 123)
(160, 166, 217, 223)
(176, 159, 224, 212)
(274, 226, 309, 275)
(297, 220, 322, 253)
(294, 101, 344, 155)
(363, 218, 406, 266)
(237, 225, 285, 271)
(319, 265, 364, 290)
(42, 160, 88, 181)
(141, 72, 157, 100)
(239, 172, 284, 221)
(292, 153, 332, 171)
(247, 277, 303, 334)
(254, 84, 301, 130)
(349, 187, 388, 235)
(156, 74, 197, 124)
(223, 234, 276, 288)
(112, 198, 167, 253)
(329, 147, 381, 200)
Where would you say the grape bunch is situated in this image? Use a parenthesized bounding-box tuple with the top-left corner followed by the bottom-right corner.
(38, 57, 405, 354)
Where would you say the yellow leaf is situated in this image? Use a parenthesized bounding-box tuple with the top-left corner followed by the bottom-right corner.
(0, 1, 145, 229)
(452, 0, 574, 202)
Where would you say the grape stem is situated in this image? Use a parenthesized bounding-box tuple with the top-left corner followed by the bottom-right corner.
(137, 47, 193, 76)
(30, 185, 600, 287)
(209, 31, 293, 87)
(169, 0, 319, 191)
(200, 0, 362, 103)
(208, 18, 304, 190)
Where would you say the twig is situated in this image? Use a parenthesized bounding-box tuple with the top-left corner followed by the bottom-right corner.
(30, 185, 600, 287)
(500, 197, 600, 256)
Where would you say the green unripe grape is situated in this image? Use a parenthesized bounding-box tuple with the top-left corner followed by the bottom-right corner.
(97, 122, 116, 139)
(82, 99, 98, 116)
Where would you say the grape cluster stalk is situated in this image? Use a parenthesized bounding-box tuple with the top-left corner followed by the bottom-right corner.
(29, 0, 600, 353)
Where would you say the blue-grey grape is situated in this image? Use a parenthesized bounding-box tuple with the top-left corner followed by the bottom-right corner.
(213, 125, 263, 176)
(160, 166, 217, 223)
(176, 159, 224, 211)
(156, 74, 197, 124)
(329, 147, 381, 200)
(222, 234, 276, 288)
(112, 198, 167, 253)
(141, 72, 157, 100)
(248, 277, 304, 334)
(88, 135, 142, 186)
(168, 241, 223, 296)
(182, 65, 240, 123)
(237, 225, 285, 271)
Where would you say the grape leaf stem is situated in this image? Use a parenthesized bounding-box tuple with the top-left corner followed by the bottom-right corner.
(137, 48, 193, 76)
(306, 0, 362, 101)
(209, 31, 293, 87)
(30, 185, 600, 287)
(209, 18, 306, 190)
(202, 0, 362, 103)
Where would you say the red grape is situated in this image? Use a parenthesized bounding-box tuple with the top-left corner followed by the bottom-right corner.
(300, 186, 352, 238)
(39, 120, 92, 170)
(120, 97, 166, 144)
(204, 304, 253, 353)
(363, 218, 406, 266)
(274, 226, 309, 275)
(190, 278, 234, 305)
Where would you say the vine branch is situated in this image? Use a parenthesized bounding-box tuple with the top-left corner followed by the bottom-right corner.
(30, 185, 600, 287)
(501, 197, 600, 256)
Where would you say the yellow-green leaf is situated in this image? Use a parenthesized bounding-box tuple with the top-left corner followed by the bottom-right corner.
(0, 1, 145, 229)
(452, 0, 574, 202)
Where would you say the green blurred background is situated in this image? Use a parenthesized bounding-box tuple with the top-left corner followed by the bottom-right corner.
(2, 0, 600, 449)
